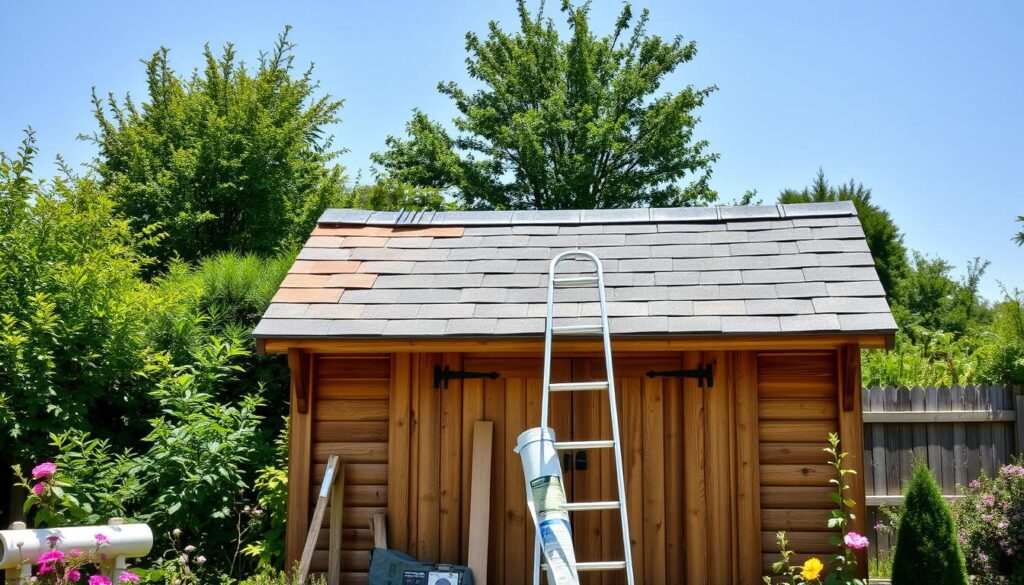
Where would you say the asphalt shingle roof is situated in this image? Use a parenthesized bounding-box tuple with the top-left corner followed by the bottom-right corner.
(254, 202, 898, 339)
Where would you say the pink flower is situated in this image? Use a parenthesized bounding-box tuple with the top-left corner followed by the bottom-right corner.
(89, 576, 112, 585)
(195, 556, 206, 565)
(844, 531, 869, 550)
(69, 549, 82, 558)
(31, 483, 46, 496)
(94, 533, 110, 545)
(67, 568, 81, 582)
(118, 572, 140, 583)
(45, 535, 60, 545)
(36, 550, 64, 564)
(31, 462, 56, 480)
(38, 564, 54, 575)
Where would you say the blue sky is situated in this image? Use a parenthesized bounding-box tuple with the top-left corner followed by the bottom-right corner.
(2, 1, 1021, 298)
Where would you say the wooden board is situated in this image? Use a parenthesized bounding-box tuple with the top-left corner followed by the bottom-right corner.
(467, 422, 494, 585)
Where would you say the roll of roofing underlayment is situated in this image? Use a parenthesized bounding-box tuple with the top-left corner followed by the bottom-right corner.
(515, 427, 579, 585)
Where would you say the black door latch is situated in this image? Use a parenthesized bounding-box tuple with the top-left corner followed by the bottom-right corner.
(645, 364, 714, 388)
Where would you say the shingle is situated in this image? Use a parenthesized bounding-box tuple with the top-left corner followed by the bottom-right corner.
(619, 258, 673, 272)
(477, 235, 533, 247)
(604, 273, 635, 287)
(718, 284, 778, 299)
(611, 316, 669, 333)
(611, 286, 669, 301)
(462, 260, 516, 273)
(649, 207, 719, 222)
(721, 316, 781, 333)
(262, 303, 310, 318)
(528, 235, 580, 247)
(433, 210, 514, 225)
(508, 247, 554, 260)
(667, 316, 722, 332)
(448, 248, 500, 260)
(557, 225, 606, 235)
(360, 261, 416, 274)
(482, 273, 544, 288)
(781, 201, 856, 217)
(693, 300, 746, 316)
(600, 246, 652, 259)
(803, 267, 879, 282)
(654, 272, 701, 286)
(412, 261, 470, 274)
(602, 224, 658, 234)
(431, 274, 486, 288)
(527, 304, 579, 318)
(797, 239, 870, 254)
(431, 236, 484, 249)
(657, 222, 723, 233)
(826, 281, 886, 297)
(445, 319, 499, 335)
(838, 313, 898, 332)
(741, 269, 805, 284)
(514, 259, 555, 273)
(461, 288, 509, 303)
(745, 227, 814, 242)
(628, 230, 745, 245)
(818, 252, 874, 267)
(303, 304, 367, 319)
(811, 226, 865, 240)
(339, 289, 401, 304)
(386, 237, 434, 248)
(417, 304, 476, 319)
(505, 288, 548, 303)
(290, 260, 362, 274)
(297, 248, 352, 260)
(255, 318, 378, 337)
(812, 297, 891, 314)
(349, 248, 450, 261)
(464, 226, 515, 236)
(372, 275, 429, 289)
(667, 285, 721, 300)
(581, 208, 651, 223)
(578, 234, 628, 246)
(318, 209, 372, 224)
(364, 211, 402, 225)
(775, 282, 829, 298)
(728, 242, 780, 256)
(725, 220, 794, 231)
(780, 314, 841, 332)
(395, 289, 463, 304)
(745, 299, 814, 315)
(510, 209, 580, 224)
(494, 318, 545, 334)
(650, 244, 716, 258)
(512, 225, 561, 235)
(700, 271, 743, 285)
(790, 217, 839, 228)
(766, 255, 819, 269)
(474, 304, 529, 318)
(718, 205, 782, 220)
(648, 301, 695, 316)
(383, 320, 448, 336)
(778, 242, 800, 255)
(361, 304, 421, 319)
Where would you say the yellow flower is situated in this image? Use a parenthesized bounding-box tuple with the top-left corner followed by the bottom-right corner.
(801, 557, 824, 581)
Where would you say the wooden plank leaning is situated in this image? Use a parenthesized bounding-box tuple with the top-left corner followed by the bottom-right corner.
(297, 455, 343, 585)
(467, 421, 494, 585)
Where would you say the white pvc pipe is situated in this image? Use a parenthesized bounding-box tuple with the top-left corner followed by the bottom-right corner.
(0, 524, 153, 569)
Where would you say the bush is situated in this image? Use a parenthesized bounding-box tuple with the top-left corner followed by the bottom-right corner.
(891, 462, 967, 585)
(952, 461, 1024, 583)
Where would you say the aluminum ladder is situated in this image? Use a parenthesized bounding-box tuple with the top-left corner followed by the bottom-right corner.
(532, 250, 635, 585)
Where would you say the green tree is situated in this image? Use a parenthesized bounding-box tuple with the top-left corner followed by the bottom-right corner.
(87, 27, 345, 265)
(338, 179, 456, 211)
(1015, 215, 1024, 245)
(891, 463, 967, 585)
(373, 0, 718, 210)
(894, 253, 990, 336)
(779, 169, 908, 300)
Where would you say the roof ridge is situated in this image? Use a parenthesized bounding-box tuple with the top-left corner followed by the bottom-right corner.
(318, 201, 857, 227)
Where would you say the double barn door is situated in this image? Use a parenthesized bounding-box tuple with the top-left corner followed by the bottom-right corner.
(461, 352, 741, 585)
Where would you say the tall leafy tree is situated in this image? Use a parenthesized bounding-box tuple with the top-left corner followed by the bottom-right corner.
(1015, 215, 1023, 245)
(87, 28, 345, 265)
(779, 169, 909, 300)
(373, 0, 718, 210)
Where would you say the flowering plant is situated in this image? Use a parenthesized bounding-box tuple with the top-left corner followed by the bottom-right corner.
(952, 460, 1024, 583)
(14, 531, 140, 584)
(764, 433, 867, 585)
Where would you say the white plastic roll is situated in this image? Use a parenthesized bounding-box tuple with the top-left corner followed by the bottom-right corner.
(0, 524, 153, 569)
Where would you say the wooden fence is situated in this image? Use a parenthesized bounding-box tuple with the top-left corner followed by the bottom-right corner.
(862, 385, 1024, 565)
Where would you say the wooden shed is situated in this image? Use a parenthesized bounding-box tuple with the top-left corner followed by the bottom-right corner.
(254, 202, 897, 585)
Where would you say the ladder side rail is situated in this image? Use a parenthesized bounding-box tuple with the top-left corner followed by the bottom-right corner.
(595, 258, 635, 585)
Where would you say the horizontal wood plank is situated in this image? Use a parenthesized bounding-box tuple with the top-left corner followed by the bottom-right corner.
(862, 410, 1016, 423)
(760, 486, 834, 509)
(759, 465, 837, 487)
(315, 400, 389, 422)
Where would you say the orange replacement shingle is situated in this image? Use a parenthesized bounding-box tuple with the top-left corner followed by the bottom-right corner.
(325, 273, 378, 289)
(342, 236, 389, 247)
(271, 288, 344, 304)
(305, 236, 346, 248)
(280, 274, 332, 288)
(312, 226, 394, 237)
(288, 260, 362, 274)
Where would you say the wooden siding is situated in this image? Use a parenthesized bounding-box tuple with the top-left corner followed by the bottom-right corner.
(756, 352, 841, 573)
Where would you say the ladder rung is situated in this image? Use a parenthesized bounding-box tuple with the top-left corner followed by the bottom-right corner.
(542, 561, 627, 572)
(563, 501, 621, 511)
(553, 275, 599, 288)
(554, 440, 615, 450)
(551, 324, 603, 335)
(547, 381, 609, 392)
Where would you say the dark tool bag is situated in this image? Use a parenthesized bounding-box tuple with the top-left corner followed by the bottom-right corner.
(368, 548, 474, 585)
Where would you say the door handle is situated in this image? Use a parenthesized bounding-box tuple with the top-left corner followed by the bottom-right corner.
(575, 450, 588, 471)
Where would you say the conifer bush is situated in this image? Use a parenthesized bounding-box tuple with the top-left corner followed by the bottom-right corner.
(891, 462, 968, 585)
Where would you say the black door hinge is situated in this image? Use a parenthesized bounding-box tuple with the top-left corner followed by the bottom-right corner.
(433, 365, 500, 390)
(645, 364, 714, 388)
